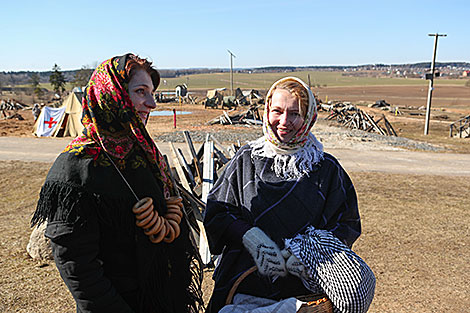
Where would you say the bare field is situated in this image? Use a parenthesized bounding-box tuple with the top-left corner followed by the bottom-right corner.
(161, 71, 468, 90)
(314, 85, 470, 111)
(0, 161, 469, 312)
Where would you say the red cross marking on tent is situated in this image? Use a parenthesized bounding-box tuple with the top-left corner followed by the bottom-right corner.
(44, 117, 58, 129)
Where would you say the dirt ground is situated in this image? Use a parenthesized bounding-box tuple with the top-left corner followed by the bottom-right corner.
(0, 161, 469, 312)
(1, 85, 469, 312)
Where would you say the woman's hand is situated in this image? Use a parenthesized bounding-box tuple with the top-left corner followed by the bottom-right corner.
(281, 249, 308, 279)
(242, 227, 288, 278)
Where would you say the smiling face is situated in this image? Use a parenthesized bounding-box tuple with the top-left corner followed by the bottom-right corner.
(128, 68, 156, 124)
(268, 89, 304, 143)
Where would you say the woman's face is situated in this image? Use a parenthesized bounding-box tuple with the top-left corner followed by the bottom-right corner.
(268, 89, 304, 143)
(128, 69, 156, 124)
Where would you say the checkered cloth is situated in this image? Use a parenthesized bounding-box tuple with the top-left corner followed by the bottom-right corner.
(285, 227, 375, 313)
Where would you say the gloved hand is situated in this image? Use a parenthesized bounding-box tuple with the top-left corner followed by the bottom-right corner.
(242, 227, 287, 278)
(281, 249, 308, 279)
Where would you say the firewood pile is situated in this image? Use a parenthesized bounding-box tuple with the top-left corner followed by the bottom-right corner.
(0, 99, 28, 120)
(0, 99, 28, 110)
(181, 94, 198, 104)
(207, 104, 262, 126)
(164, 131, 239, 265)
(325, 103, 397, 136)
(449, 115, 470, 138)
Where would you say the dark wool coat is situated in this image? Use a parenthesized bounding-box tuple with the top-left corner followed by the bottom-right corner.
(33, 150, 196, 313)
(203, 144, 361, 313)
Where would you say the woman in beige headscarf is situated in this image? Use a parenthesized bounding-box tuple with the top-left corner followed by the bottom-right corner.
(203, 77, 370, 312)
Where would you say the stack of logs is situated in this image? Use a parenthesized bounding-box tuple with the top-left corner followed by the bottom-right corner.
(207, 104, 262, 126)
(164, 130, 239, 265)
(0, 99, 27, 120)
(324, 103, 397, 136)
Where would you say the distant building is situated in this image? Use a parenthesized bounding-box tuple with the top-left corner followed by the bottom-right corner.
(175, 84, 188, 97)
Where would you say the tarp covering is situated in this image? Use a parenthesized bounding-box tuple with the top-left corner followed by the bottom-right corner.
(34, 106, 66, 137)
(33, 92, 84, 137)
(51, 92, 83, 137)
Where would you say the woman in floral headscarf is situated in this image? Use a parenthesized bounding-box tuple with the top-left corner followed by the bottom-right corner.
(31, 54, 203, 313)
(203, 77, 364, 312)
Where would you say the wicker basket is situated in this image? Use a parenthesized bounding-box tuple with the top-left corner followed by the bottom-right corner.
(225, 266, 333, 313)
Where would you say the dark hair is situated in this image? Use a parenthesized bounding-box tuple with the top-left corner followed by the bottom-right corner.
(125, 55, 160, 91)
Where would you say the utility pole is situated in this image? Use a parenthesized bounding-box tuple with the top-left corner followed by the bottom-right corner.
(227, 50, 236, 96)
(424, 33, 446, 135)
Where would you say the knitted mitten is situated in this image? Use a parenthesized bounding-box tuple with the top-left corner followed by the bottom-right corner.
(281, 249, 308, 279)
(242, 227, 287, 278)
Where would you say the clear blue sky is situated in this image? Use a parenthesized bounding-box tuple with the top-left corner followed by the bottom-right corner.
(1, 0, 468, 71)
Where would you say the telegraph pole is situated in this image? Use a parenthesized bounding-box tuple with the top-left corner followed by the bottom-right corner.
(227, 50, 236, 96)
(424, 33, 446, 135)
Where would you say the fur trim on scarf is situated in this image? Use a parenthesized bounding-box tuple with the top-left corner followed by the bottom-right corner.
(249, 132, 324, 180)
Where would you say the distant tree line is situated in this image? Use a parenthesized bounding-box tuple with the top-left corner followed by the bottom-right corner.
(1, 62, 470, 89)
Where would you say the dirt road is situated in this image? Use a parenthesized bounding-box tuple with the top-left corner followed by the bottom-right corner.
(1, 136, 469, 176)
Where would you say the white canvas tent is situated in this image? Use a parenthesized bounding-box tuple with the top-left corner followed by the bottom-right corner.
(34, 92, 84, 137)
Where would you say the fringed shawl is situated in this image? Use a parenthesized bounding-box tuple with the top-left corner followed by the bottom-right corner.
(31, 54, 203, 313)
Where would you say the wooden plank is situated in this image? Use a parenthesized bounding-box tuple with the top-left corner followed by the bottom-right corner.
(169, 142, 192, 192)
(197, 220, 211, 265)
(202, 140, 214, 203)
(382, 116, 393, 136)
(183, 131, 203, 184)
(364, 111, 386, 135)
(210, 134, 230, 157)
(199, 139, 214, 265)
(196, 142, 204, 163)
(163, 154, 180, 197)
(175, 183, 204, 221)
(228, 144, 236, 158)
(176, 148, 196, 187)
(213, 146, 229, 165)
(223, 111, 233, 124)
(383, 115, 397, 136)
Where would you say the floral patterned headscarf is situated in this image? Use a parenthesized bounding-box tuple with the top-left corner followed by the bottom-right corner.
(263, 77, 318, 152)
(63, 54, 173, 197)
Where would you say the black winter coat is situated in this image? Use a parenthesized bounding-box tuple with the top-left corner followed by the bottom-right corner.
(33, 151, 197, 313)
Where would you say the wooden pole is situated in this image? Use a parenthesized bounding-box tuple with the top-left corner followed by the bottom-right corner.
(227, 50, 236, 97)
(424, 33, 446, 135)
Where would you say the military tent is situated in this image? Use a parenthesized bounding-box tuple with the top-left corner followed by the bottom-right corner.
(33, 92, 84, 137)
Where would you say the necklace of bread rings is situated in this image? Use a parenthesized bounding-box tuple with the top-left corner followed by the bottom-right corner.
(100, 144, 184, 244)
(132, 196, 183, 243)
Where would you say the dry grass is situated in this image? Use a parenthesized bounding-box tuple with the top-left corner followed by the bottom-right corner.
(1, 162, 469, 312)
(392, 118, 470, 153)
(351, 172, 470, 312)
(0, 161, 74, 312)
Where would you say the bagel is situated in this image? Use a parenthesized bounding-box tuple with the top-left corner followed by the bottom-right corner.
(144, 215, 164, 236)
(164, 212, 182, 224)
(167, 219, 180, 239)
(136, 210, 155, 228)
(132, 197, 153, 214)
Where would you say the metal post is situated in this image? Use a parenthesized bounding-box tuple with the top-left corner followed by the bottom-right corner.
(227, 50, 236, 96)
(230, 57, 233, 96)
(424, 33, 446, 135)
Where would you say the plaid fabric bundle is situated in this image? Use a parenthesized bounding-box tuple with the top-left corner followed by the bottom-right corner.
(285, 227, 375, 313)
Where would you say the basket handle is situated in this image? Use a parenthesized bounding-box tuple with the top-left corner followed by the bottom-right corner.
(225, 266, 257, 305)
